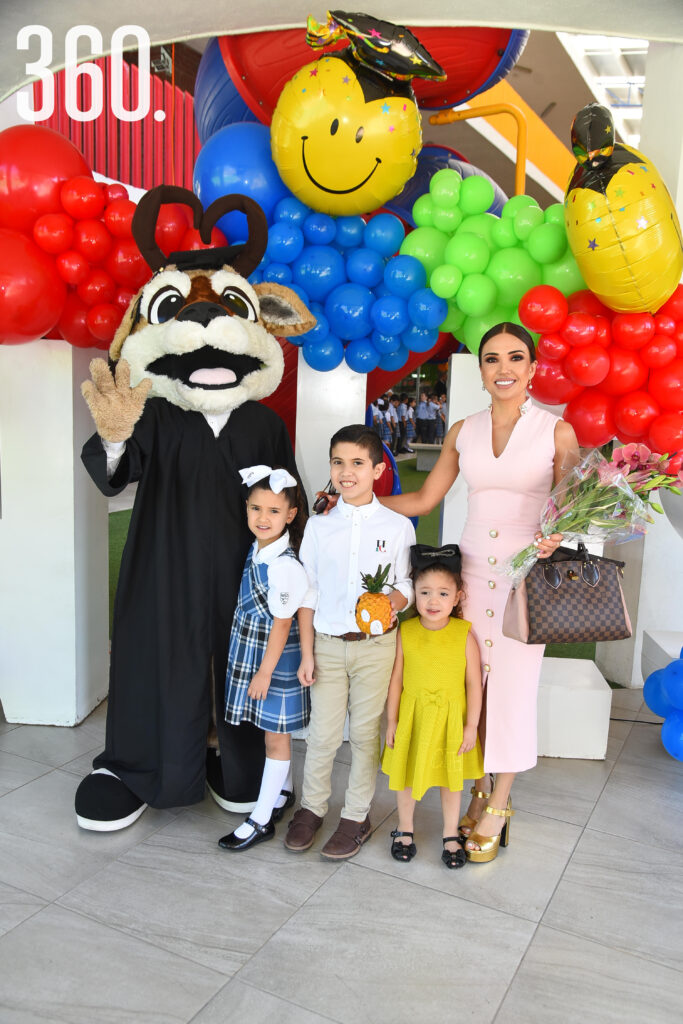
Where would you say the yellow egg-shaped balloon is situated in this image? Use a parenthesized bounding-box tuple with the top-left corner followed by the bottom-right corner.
(271, 55, 422, 217)
(565, 103, 683, 313)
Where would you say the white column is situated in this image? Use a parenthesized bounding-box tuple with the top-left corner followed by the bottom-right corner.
(439, 353, 488, 542)
(0, 340, 109, 724)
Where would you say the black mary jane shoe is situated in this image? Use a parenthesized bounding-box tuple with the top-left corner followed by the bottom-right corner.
(390, 829, 417, 862)
(270, 789, 296, 825)
(441, 835, 466, 869)
(218, 816, 275, 851)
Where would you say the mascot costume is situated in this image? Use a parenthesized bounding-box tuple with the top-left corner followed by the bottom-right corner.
(75, 186, 314, 830)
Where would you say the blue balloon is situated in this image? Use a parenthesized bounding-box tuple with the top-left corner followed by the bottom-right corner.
(378, 344, 410, 372)
(346, 248, 386, 288)
(402, 324, 439, 353)
(292, 245, 346, 302)
(325, 283, 375, 341)
(345, 337, 380, 373)
(193, 123, 290, 240)
(643, 669, 674, 719)
(308, 301, 325, 317)
(300, 311, 330, 344)
(661, 659, 683, 711)
(373, 282, 392, 299)
(274, 197, 309, 226)
(408, 288, 449, 329)
(335, 216, 366, 250)
(364, 213, 405, 257)
(661, 710, 683, 760)
(266, 223, 304, 264)
(264, 262, 293, 285)
(289, 283, 310, 305)
(248, 270, 263, 285)
(303, 213, 337, 245)
(371, 330, 401, 355)
(370, 295, 410, 337)
(384, 254, 427, 298)
(303, 334, 345, 371)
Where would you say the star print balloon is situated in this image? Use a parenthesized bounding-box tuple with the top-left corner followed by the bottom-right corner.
(564, 102, 683, 314)
(271, 10, 445, 216)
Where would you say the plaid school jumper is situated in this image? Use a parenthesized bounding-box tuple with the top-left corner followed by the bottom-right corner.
(225, 546, 310, 732)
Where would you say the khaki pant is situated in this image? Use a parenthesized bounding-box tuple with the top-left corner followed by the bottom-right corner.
(301, 630, 398, 822)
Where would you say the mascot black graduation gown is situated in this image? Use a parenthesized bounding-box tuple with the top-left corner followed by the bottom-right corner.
(76, 187, 315, 828)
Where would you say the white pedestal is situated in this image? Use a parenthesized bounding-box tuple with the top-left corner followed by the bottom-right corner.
(641, 630, 683, 681)
(0, 340, 109, 724)
(537, 658, 612, 759)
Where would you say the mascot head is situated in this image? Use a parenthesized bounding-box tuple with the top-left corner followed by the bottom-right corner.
(111, 186, 315, 414)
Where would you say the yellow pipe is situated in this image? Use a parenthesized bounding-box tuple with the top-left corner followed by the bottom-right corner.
(429, 104, 528, 196)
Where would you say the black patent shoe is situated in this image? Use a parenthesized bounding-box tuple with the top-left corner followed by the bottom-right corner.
(218, 816, 275, 851)
(441, 835, 467, 869)
(270, 789, 296, 824)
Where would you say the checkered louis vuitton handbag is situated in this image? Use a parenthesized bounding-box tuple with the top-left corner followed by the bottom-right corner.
(502, 543, 632, 645)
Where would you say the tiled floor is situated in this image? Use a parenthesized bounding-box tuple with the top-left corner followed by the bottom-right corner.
(0, 687, 681, 1024)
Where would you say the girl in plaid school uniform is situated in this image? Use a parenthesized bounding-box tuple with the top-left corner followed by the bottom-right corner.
(220, 465, 310, 852)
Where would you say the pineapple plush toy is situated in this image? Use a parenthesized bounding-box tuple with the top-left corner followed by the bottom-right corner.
(355, 564, 394, 635)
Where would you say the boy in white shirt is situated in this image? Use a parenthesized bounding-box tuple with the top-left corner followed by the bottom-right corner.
(286, 425, 416, 859)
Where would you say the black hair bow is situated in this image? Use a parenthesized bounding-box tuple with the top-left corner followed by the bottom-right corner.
(410, 543, 461, 574)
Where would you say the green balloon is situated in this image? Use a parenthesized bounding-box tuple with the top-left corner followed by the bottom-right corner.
(430, 263, 463, 299)
(513, 205, 544, 241)
(430, 168, 462, 209)
(455, 273, 497, 317)
(457, 213, 498, 249)
(444, 231, 490, 274)
(432, 205, 463, 234)
(486, 247, 542, 307)
(459, 175, 495, 216)
(462, 305, 516, 355)
(527, 222, 567, 264)
(491, 218, 517, 249)
(440, 298, 466, 333)
(544, 202, 565, 226)
(501, 194, 539, 220)
(541, 249, 586, 296)
(400, 226, 449, 278)
(412, 194, 434, 228)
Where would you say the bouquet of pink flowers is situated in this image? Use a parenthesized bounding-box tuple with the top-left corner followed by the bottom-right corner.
(505, 443, 683, 582)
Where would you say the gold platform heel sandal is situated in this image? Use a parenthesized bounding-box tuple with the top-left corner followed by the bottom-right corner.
(458, 774, 494, 838)
(465, 798, 514, 864)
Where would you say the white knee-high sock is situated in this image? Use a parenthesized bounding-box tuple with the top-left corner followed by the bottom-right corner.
(234, 758, 290, 837)
(273, 762, 293, 809)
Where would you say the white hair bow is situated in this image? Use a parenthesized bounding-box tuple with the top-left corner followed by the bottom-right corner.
(239, 465, 297, 494)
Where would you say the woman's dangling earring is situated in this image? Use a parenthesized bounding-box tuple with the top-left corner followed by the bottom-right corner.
(481, 383, 486, 391)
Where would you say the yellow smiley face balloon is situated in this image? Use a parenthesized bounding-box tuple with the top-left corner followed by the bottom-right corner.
(271, 55, 423, 216)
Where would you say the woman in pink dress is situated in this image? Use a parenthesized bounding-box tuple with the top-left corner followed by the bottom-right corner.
(381, 323, 578, 862)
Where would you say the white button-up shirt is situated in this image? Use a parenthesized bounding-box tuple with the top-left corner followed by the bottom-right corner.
(250, 530, 310, 618)
(299, 495, 415, 635)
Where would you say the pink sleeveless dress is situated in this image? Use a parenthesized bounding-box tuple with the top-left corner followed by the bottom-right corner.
(455, 401, 559, 773)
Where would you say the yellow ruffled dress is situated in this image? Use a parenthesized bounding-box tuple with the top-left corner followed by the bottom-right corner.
(382, 616, 484, 799)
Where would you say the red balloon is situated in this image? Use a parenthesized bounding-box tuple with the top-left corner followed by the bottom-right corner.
(565, 390, 617, 446)
(563, 343, 610, 387)
(32, 213, 74, 255)
(60, 176, 105, 220)
(74, 219, 112, 264)
(155, 203, 192, 256)
(673, 323, 683, 357)
(0, 125, 91, 232)
(105, 239, 151, 290)
(103, 199, 136, 239)
(600, 347, 649, 396)
(87, 302, 121, 343)
(641, 334, 677, 368)
(518, 285, 568, 334)
(648, 358, 683, 411)
(656, 284, 683, 322)
(104, 183, 129, 203)
(614, 391, 660, 441)
(0, 228, 66, 343)
(115, 287, 136, 312)
(77, 269, 116, 307)
(561, 312, 597, 347)
(654, 313, 676, 336)
(57, 291, 101, 348)
(537, 332, 570, 362)
(55, 249, 89, 285)
(181, 225, 228, 250)
(665, 452, 683, 475)
(649, 412, 683, 454)
(593, 315, 611, 347)
(528, 359, 583, 405)
(567, 290, 612, 318)
(611, 312, 655, 350)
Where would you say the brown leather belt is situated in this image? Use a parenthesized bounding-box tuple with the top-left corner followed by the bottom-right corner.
(328, 623, 398, 642)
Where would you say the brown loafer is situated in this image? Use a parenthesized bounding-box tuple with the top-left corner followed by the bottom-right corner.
(284, 808, 323, 852)
(320, 815, 372, 860)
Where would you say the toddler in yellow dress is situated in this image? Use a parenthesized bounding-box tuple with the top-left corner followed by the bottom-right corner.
(382, 543, 484, 868)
